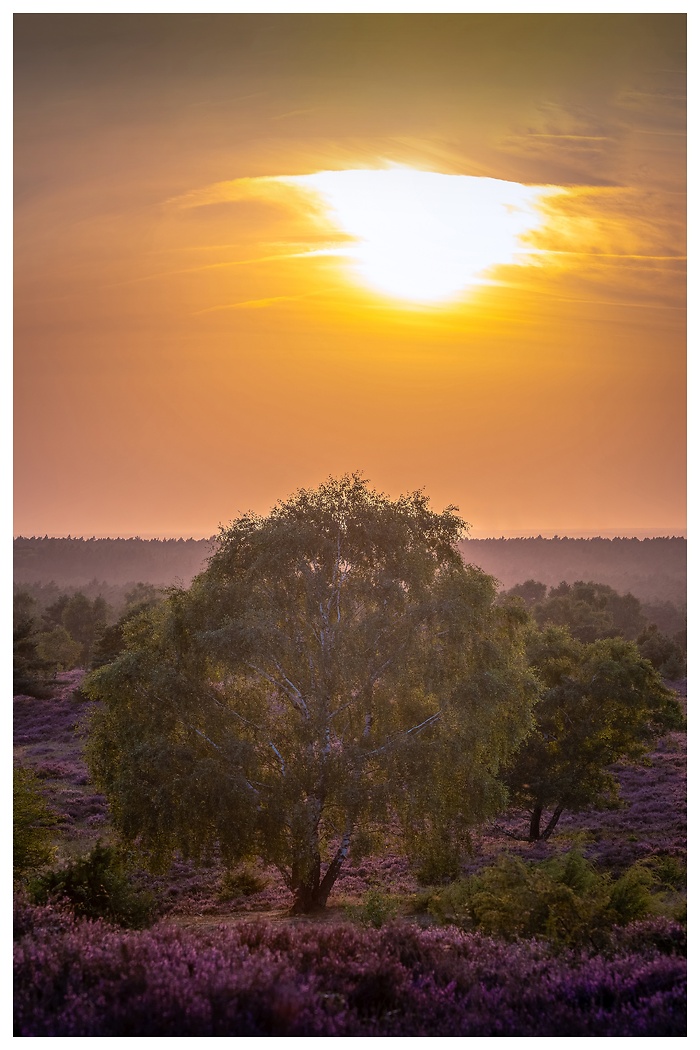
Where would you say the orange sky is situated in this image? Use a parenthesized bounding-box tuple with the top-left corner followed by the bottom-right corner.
(13, 13, 686, 538)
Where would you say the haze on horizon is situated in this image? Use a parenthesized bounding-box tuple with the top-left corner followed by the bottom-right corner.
(14, 14, 686, 540)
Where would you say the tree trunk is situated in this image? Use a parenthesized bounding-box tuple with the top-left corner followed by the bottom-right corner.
(528, 804, 543, 842)
(314, 825, 352, 909)
(289, 797, 322, 913)
(541, 805, 564, 841)
(290, 824, 352, 914)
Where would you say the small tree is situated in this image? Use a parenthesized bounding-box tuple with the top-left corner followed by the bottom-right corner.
(36, 625, 82, 674)
(86, 475, 537, 912)
(13, 592, 50, 696)
(14, 766, 58, 880)
(62, 593, 109, 666)
(501, 625, 684, 841)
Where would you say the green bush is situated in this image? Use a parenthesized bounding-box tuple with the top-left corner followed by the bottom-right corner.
(30, 842, 156, 929)
(346, 889, 400, 929)
(607, 862, 656, 925)
(427, 850, 662, 948)
(14, 765, 58, 880)
(412, 834, 464, 886)
(218, 863, 268, 901)
(649, 854, 686, 892)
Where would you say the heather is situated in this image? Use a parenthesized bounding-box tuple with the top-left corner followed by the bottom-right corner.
(14, 666, 686, 1035)
(13, 901, 685, 1036)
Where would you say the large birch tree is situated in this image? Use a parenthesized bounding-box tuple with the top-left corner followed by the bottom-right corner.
(86, 475, 537, 912)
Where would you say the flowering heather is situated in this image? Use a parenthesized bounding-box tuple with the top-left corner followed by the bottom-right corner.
(13, 902, 685, 1037)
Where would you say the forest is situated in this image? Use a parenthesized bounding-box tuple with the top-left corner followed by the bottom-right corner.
(14, 533, 687, 607)
(13, 479, 686, 1036)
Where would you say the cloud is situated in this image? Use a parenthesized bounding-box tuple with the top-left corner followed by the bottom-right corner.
(193, 294, 308, 314)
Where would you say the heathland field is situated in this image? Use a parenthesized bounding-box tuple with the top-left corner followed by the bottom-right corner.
(14, 670, 686, 1036)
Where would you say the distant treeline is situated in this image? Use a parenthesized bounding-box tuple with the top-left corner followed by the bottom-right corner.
(14, 536, 216, 588)
(459, 537, 686, 607)
(14, 534, 686, 607)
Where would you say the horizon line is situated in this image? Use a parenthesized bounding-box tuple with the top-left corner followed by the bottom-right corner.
(13, 529, 687, 542)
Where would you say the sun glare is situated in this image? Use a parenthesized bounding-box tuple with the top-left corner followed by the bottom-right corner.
(280, 166, 552, 303)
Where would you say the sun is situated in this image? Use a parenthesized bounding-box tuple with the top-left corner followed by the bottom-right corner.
(280, 166, 552, 303)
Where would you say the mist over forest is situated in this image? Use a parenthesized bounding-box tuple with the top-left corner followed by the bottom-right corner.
(14, 534, 687, 608)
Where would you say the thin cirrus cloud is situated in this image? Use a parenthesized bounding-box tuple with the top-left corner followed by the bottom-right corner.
(165, 165, 685, 313)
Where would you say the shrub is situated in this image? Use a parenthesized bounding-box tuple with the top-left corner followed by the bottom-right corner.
(426, 850, 663, 948)
(29, 841, 156, 929)
(13, 765, 58, 880)
(218, 863, 269, 901)
(607, 862, 657, 925)
(648, 854, 686, 891)
(346, 889, 400, 928)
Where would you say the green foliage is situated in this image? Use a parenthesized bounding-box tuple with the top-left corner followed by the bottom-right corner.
(91, 591, 162, 670)
(85, 475, 538, 911)
(426, 850, 660, 948)
(648, 854, 686, 892)
(531, 580, 647, 644)
(36, 625, 82, 674)
(411, 831, 464, 886)
(61, 593, 109, 665)
(30, 842, 157, 929)
(13, 591, 52, 696)
(346, 888, 400, 928)
(607, 862, 656, 925)
(505, 579, 547, 606)
(218, 863, 269, 901)
(636, 624, 686, 679)
(13, 765, 58, 879)
(502, 625, 684, 840)
(124, 583, 162, 610)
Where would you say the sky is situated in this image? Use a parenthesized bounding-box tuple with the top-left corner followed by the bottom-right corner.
(13, 11, 686, 539)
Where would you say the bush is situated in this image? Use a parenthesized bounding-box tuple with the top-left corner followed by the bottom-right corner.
(30, 842, 156, 929)
(218, 863, 269, 901)
(426, 850, 664, 948)
(607, 862, 656, 925)
(346, 889, 400, 928)
(13, 765, 58, 880)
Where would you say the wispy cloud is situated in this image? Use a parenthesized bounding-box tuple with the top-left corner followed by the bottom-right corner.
(193, 294, 309, 315)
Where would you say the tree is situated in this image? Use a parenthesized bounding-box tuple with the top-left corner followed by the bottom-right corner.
(532, 580, 646, 643)
(14, 765, 58, 880)
(91, 587, 163, 670)
(501, 625, 684, 842)
(636, 624, 686, 680)
(504, 580, 547, 606)
(13, 591, 50, 696)
(61, 593, 109, 666)
(86, 475, 537, 912)
(36, 625, 83, 675)
(124, 583, 162, 610)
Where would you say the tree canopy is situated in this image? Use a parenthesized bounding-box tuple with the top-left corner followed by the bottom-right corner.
(501, 624, 684, 841)
(86, 475, 537, 911)
(505, 579, 647, 644)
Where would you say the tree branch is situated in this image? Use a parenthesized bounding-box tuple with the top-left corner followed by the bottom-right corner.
(364, 710, 442, 757)
(248, 662, 309, 718)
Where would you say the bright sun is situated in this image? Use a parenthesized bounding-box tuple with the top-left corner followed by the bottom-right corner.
(279, 166, 552, 303)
